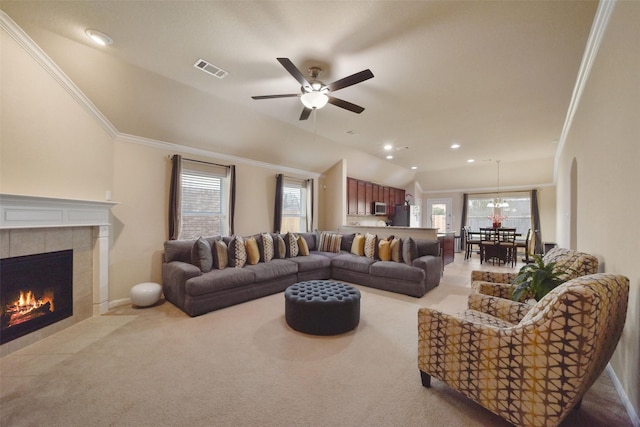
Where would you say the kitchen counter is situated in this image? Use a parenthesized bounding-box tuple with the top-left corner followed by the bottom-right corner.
(338, 225, 438, 240)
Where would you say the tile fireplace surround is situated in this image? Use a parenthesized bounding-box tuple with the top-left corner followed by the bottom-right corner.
(0, 194, 116, 356)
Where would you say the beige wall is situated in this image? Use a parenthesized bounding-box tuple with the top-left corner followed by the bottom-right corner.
(556, 1, 639, 416)
(320, 159, 347, 232)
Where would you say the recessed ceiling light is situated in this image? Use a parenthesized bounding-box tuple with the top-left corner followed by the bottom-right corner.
(467, 159, 475, 163)
(85, 29, 113, 46)
(384, 144, 393, 151)
(386, 155, 394, 160)
(450, 143, 461, 149)
(411, 166, 417, 170)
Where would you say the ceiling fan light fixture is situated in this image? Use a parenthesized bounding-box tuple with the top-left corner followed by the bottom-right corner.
(300, 91, 329, 110)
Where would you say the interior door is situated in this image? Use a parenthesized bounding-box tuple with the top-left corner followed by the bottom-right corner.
(426, 198, 452, 233)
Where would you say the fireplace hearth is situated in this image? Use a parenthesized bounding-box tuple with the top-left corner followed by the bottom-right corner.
(1, 250, 73, 344)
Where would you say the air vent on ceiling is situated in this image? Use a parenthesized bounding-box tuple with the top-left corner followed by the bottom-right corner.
(194, 59, 228, 79)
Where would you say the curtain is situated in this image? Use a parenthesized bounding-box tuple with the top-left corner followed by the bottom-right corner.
(274, 174, 283, 233)
(531, 189, 542, 255)
(228, 165, 236, 236)
(306, 178, 314, 232)
(168, 154, 182, 240)
(460, 193, 468, 249)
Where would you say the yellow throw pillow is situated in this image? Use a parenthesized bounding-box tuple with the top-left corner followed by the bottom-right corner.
(245, 237, 260, 265)
(378, 239, 391, 261)
(351, 234, 365, 256)
(297, 235, 309, 256)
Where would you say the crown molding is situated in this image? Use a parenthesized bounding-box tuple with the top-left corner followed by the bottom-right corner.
(1, 10, 320, 180)
(0, 11, 119, 138)
(554, 0, 616, 182)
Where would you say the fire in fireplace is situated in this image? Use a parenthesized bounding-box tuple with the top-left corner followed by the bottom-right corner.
(1, 250, 73, 345)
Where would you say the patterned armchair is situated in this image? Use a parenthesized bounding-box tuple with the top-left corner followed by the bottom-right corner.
(468, 248, 599, 324)
(418, 273, 629, 427)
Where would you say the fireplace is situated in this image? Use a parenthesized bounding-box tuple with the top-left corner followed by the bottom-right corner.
(1, 250, 74, 345)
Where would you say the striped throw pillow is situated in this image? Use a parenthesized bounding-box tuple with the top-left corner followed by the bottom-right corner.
(318, 232, 342, 253)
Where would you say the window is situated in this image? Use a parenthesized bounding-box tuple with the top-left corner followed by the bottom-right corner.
(466, 192, 531, 235)
(179, 162, 228, 239)
(280, 177, 309, 233)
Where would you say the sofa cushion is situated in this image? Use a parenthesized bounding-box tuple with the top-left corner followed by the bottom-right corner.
(297, 235, 310, 256)
(213, 240, 228, 269)
(245, 237, 260, 265)
(191, 237, 213, 272)
(318, 232, 342, 253)
(243, 259, 298, 281)
(378, 239, 391, 261)
(185, 267, 256, 295)
(370, 261, 425, 282)
(297, 233, 317, 251)
(416, 239, 439, 257)
(364, 233, 377, 259)
(402, 237, 418, 265)
(228, 235, 247, 268)
(286, 253, 332, 272)
(351, 234, 365, 256)
(332, 253, 376, 274)
(285, 232, 299, 257)
(340, 233, 356, 252)
(390, 238, 402, 262)
(261, 233, 274, 263)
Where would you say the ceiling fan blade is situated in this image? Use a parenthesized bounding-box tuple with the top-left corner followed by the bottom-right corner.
(327, 96, 365, 114)
(251, 94, 300, 100)
(327, 69, 374, 92)
(299, 107, 312, 121)
(277, 58, 310, 88)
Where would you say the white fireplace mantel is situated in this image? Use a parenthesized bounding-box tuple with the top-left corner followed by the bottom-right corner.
(0, 193, 117, 229)
(0, 193, 118, 315)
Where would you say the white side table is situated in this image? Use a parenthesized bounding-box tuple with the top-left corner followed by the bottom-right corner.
(130, 282, 162, 307)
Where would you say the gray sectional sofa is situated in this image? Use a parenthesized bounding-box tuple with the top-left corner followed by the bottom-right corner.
(162, 232, 441, 317)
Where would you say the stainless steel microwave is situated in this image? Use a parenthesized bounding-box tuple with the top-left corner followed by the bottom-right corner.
(373, 202, 387, 215)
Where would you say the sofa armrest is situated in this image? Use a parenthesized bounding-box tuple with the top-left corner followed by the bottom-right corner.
(467, 293, 531, 324)
(470, 270, 517, 284)
(162, 261, 202, 287)
(413, 255, 442, 286)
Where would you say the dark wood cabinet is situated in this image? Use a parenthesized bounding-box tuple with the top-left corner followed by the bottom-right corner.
(346, 177, 405, 217)
(438, 234, 454, 267)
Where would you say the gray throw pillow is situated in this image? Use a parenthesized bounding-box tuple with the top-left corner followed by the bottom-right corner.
(191, 236, 213, 272)
(402, 237, 418, 266)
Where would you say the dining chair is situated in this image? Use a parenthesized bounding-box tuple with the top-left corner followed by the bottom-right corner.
(497, 227, 517, 267)
(515, 228, 532, 263)
(463, 226, 481, 260)
(478, 227, 498, 265)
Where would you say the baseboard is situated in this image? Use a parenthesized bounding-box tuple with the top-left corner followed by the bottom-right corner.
(108, 298, 131, 309)
(606, 363, 640, 427)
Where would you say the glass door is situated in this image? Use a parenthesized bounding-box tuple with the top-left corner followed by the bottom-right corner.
(426, 198, 452, 233)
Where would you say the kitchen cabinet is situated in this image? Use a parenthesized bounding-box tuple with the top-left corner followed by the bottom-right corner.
(357, 180, 366, 215)
(438, 233, 455, 267)
(365, 182, 373, 215)
(346, 177, 405, 217)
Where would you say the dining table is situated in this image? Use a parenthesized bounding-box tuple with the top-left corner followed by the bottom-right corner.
(469, 228, 521, 266)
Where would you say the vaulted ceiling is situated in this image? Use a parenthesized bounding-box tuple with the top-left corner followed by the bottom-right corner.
(1, 1, 597, 190)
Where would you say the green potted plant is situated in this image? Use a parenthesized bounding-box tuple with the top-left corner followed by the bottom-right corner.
(511, 255, 569, 302)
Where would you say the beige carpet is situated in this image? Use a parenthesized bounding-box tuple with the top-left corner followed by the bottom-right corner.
(0, 256, 633, 426)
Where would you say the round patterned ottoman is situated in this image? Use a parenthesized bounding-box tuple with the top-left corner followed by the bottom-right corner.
(130, 282, 162, 307)
(284, 280, 361, 335)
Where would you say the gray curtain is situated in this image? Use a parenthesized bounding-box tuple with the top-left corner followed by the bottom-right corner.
(306, 178, 314, 232)
(531, 189, 542, 254)
(274, 174, 283, 233)
(460, 193, 468, 248)
(228, 165, 236, 236)
(168, 154, 182, 240)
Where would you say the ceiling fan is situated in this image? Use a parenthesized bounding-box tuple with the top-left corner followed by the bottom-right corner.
(251, 58, 374, 120)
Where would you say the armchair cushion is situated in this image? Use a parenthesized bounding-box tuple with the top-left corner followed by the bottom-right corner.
(466, 292, 531, 324)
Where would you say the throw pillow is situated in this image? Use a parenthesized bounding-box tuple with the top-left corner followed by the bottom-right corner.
(351, 234, 365, 256)
(364, 233, 377, 259)
(318, 232, 342, 253)
(402, 237, 417, 266)
(261, 233, 274, 263)
(390, 238, 402, 262)
(274, 234, 286, 259)
(228, 235, 247, 268)
(297, 235, 309, 256)
(285, 232, 299, 257)
(378, 239, 391, 261)
(191, 236, 213, 272)
(213, 240, 228, 269)
(245, 237, 260, 265)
